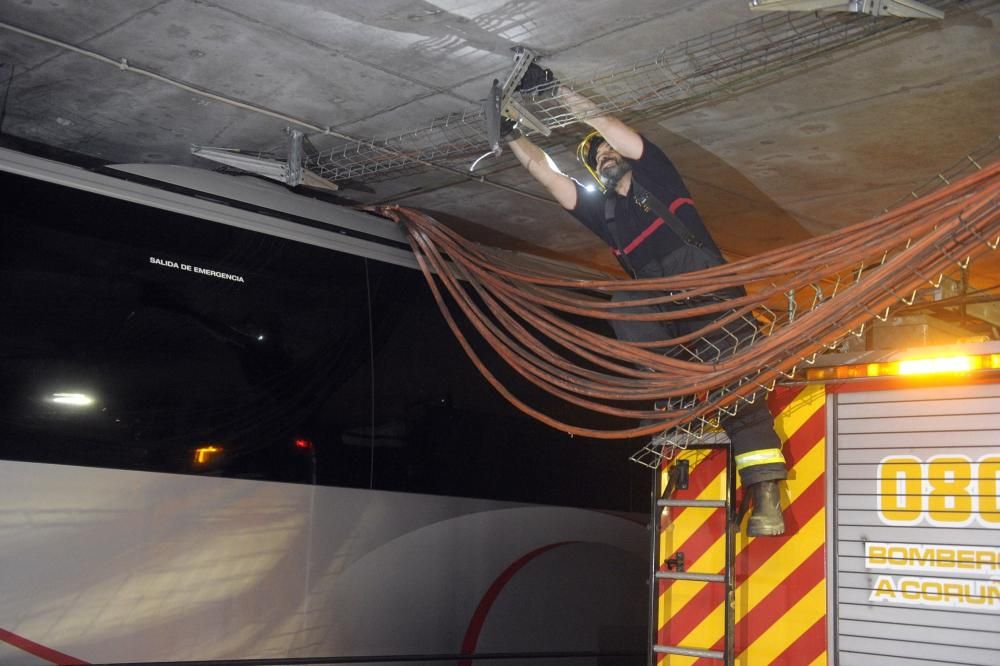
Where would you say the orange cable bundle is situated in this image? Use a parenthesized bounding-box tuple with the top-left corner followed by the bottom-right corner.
(373, 162, 1000, 439)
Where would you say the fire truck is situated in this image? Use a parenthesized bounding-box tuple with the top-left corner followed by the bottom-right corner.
(651, 340, 1000, 665)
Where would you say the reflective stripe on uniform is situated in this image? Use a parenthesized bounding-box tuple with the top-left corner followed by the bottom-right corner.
(735, 448, 786, 470)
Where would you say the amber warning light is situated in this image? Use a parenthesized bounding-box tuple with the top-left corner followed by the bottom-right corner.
(806, 353, 1000, 381)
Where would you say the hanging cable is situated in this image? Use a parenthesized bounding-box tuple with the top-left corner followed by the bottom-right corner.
(368, 159, 1000, 441)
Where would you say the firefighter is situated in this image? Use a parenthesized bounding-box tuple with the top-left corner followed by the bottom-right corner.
(507, 65, 787, 536)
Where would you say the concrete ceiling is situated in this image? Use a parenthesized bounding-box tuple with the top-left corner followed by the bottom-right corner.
(1, 0, 998, 279)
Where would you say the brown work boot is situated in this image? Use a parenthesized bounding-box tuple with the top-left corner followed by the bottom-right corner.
(747, 480, 785, 537)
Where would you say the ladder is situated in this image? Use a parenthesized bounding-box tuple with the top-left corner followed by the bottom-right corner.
(648, 442, 750, 664)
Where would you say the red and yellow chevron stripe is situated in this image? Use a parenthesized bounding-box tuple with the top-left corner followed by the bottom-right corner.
(657, 384, 827, 665)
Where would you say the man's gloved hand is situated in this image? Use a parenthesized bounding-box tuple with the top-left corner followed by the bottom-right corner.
(500, 117, 522, 142)
(516, 63, 556, 97)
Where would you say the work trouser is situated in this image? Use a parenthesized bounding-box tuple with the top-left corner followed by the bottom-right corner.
(613, 245, 787, 487)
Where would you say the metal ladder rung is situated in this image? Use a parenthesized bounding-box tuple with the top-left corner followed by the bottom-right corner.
(655, 570, 725, 583)
(658, 498, 726, 508)
(654, 644, 725, 660)
(649, 448, 738, 665)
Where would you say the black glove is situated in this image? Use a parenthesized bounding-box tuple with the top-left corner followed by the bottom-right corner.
(500, 117, 522, 141)
(517, 63, 556, 97)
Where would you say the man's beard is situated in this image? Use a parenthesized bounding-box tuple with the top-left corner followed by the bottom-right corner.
(599, 158, 631, 192)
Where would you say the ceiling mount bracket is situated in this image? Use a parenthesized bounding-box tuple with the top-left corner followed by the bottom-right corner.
(471, 47, 553, 172)
(501, 47, 552, 139)
(191, 129, 338, 192)
(286, 128, 304, 187)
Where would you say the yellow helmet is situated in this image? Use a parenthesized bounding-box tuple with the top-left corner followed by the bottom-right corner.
(576, 130, 607, 192)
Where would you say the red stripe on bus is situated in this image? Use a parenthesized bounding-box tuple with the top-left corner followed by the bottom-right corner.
(0, 627, 88, 665)
(459, 542, 575, 665)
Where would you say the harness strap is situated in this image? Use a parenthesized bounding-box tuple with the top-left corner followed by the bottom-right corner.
(632, 182, 723, 262)
(615, 217, 664, 255)
(611, 197, 695, 256)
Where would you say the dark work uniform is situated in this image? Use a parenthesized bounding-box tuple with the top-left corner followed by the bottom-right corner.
(569, 136, 786, 486)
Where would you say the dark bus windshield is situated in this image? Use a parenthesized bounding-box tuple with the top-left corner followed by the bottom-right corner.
(0, 168, 647, 511)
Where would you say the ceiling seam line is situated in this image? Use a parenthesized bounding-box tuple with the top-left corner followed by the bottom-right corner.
(333, 4, 693, 130)
(535, 5, 703, 56)
(0, 0, 172, 80)
(199, 1, 482, 106)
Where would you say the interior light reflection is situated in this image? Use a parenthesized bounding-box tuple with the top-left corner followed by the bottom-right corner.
(50, 392, 95, 406)
(194, 445, 223, 465)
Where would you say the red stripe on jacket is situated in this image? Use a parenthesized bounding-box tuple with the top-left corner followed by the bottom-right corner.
(612, 197, 694, 256)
